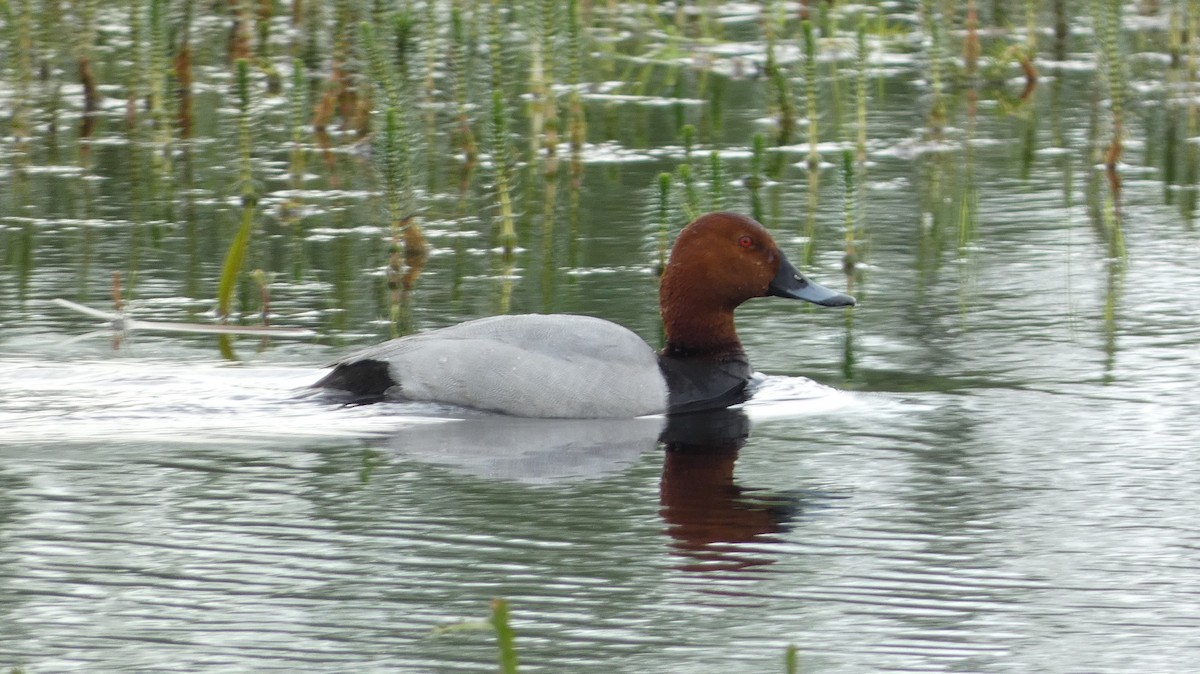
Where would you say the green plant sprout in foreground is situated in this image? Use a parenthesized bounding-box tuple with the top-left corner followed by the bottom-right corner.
(437, 599, 802, 673)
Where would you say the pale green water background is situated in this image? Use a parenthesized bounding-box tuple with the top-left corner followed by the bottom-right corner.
(2, 3, 1200, 672)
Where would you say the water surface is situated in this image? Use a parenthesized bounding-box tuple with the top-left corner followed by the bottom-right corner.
(2, 3, 1200, 672)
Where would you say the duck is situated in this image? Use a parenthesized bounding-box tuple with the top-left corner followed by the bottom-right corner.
(313, 211, 855, 418)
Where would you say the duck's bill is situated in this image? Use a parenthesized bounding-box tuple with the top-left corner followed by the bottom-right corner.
(768, 255, 857, 307)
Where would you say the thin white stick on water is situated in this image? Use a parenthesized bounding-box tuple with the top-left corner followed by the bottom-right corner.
(52, 298, 316, 338)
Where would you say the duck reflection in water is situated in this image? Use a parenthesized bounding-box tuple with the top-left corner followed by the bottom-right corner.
(659, 408, 802, 574)
(379, 407, 808, 573)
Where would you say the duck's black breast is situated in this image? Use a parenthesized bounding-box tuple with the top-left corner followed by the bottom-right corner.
(658, 352, 752, 414)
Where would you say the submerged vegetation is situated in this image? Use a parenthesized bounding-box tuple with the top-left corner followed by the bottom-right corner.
(439, 598, 804, 674)
(0, 1, 1193, 362)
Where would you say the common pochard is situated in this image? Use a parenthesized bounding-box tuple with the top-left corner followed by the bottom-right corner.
(314, 212, 855, 417)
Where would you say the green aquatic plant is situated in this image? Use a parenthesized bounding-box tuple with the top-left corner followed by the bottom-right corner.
(1087, 0, 1128, 259)
(1024, 0, 1038, 54)
(678, 124, 700, 219)
(1091, 0, 1126, 184)
(439, 600, 828, 673)
(842, 149, 858, 273)
(527, 0, 558, 165)
(392, 9, 418, 197)
(253, 0, 281, 93)
(450, 1, 480, 171)
(175, 0, 195, 139)
(287, 58, 308, 195)
(217, 59, 257, 319)
(7, 0, 33, 152)
(565, 0, 587, 182)
(361, 21, 397, 109)
(1053, 0, 1070, 59)
(855, 17, 868, 163)
(124, 0, 142, 127)
(490, 598, 520, 674)
(678, 163, 699, 220)
(802, 20, 820, 170)
(148, 0, 173, 167)
(362, 15, 426, 329)
(920, 0, 946, 130)
(749, 132, 766, 222)
(709, 149, 724, 211)
(300, 0, 322, 69)
(762, 1, 795, 163)
(360, 18, 410, 212)
(491, 89, 517, 253)
(486, 0, 517, 252)
(74, 0, 100, 151)
(658, 171, 673, 274)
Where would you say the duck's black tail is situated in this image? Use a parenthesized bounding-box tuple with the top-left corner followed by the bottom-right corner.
(312, 360, 396, 400)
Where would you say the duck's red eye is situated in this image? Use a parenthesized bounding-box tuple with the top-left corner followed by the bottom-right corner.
(738, 235, 753, 249)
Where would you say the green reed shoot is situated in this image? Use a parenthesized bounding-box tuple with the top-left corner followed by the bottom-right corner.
(763, 3, 795, 158)
(217, 59, 256, 318)
(8, 0, 32, 152)
(802, 20, 820, 170)
(254, 0, 281, 93)
(528, 0, 558, 163)
(1089, 0, 1128, 253)
(450, 2, 479, 169)
(364, 16, 425, 324)
(490, 599, 520, 674)
(843, 148, 857, 263)
(1053, 0, 1070, 60)
(251, 269, 273, 325)
(442, 600, 820, 673)
(393, 8, 416, 75)
(1024, 0, 1038, 53)
(678, 164, 699, 221)
(420, 0, 440, 164)
(566, 0, 587, 179)
(381, 107, 419, 236)
(678, 124, 700, 218)
(803, 166, 820, 266)
(123, 0, 148, 223)
(658, 171, 672, 273)
(966, 0, 981, 69)
(300, 0, 321, 70)
(827, 30, 844, 145)
(235, 59, 254, 200)
(125, 0, 145, 128)
(175, 0, 196, 139)
(393, 10, 417, 195)
(75, 0, 100, 151)
(709, 150, 723, 210)
(1092, 0, 1127, 158)
(683, 123, 699, 159)
(492, 90, 517, 252)
(148, 0, 173, 175)
(855, 18, 868, 162)
(288, 58, 308, 192)
(35, 0, 62, 148)
(921, 0, 946, 128)
(749, 132, 766, 222)
(361, 21, 398, 113)
(381, 104, 407, 228)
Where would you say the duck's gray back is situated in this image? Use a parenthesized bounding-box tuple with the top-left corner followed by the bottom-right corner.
(330, 314, 668, 418)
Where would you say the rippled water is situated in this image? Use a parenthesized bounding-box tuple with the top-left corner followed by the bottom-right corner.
(4, 4, 1200, 673)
